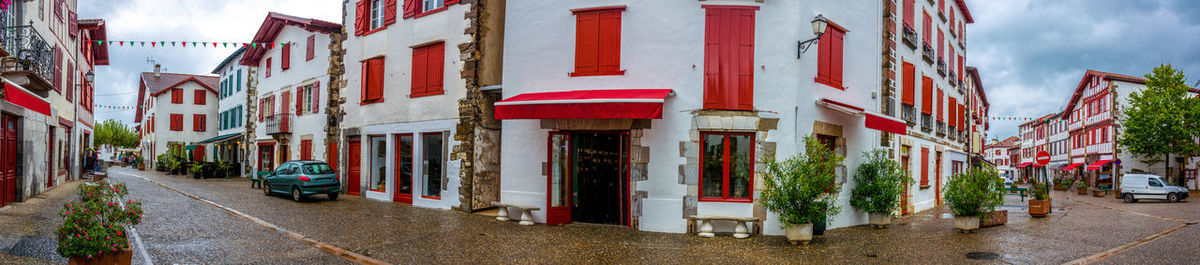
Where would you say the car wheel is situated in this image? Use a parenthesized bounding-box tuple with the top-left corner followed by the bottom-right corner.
(1123, 193, 1135, 203)
(1168, 193, 1180, 203)
(328, 193, 338, 200)
(292, 187, 303, 202)
(263, 182, 272, 196)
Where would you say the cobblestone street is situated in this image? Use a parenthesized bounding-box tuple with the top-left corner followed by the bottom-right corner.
(1, 167, 1197, 264)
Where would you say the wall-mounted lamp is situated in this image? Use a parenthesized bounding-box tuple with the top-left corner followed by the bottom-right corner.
(797, 14, 829, 58)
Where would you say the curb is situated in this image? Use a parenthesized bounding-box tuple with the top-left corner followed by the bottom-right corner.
(118, 172, 392, 265)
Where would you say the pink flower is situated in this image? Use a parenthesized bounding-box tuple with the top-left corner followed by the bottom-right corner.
(112, 243, 117, 247)
(106, 236, 110, 240)
(116, 231, 122, 236)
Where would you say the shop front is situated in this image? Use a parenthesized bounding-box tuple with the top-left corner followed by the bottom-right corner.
(1086, 158, 1115, 188)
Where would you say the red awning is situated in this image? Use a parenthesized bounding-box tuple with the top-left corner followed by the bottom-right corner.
(1016, 162, 1033, 169)
(817, 98, 907, 135)
(1061, 163, 1084, 171)
(3, 80, 51, 116)
(1086, 160, 1113, 170)
(494, 89, 673, 120)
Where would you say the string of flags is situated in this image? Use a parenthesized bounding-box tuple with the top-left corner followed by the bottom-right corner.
(93, 105, 141, 110)
(89, 40, 286, 48)
(988, 116, 1103, 123)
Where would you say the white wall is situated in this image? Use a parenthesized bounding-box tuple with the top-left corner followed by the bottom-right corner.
(250, 25, 332, 174)
(218, 58, 249, 137)
(149, 82, 219, 159)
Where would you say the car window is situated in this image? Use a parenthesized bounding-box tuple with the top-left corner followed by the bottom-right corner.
(1149, 178, 1163, 187)
(274, 164, 290, 175)
(302, 163, 334, 174)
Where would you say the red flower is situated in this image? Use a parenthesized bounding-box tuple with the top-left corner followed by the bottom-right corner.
(116, 231, 122, 236)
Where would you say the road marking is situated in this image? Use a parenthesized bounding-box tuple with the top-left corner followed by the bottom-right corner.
(1062, 197, 1197, 264)
(117, 172, 392, 265)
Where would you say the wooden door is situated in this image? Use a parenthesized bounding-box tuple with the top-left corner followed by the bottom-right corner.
(1, 114, 16, 207)
(546, 132, 572, 225)
(393, 134, 413, 204)
(300, 139, 312, 160)
(935, 152, 942, 205)
(47, 128, 54, 188)
(900, 146, 910, 215)
(347, 138, 362, 195)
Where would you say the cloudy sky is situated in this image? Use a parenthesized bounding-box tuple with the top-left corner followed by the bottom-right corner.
(77, 0, 341, 125)
(78, 0, 1200, 139)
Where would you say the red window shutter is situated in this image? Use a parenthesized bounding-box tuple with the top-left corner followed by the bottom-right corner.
(281, 91, 291, 114)
(296, 86, 304, 115)
(938, 0, 945, 15)
(816, 26, 846, 89)
(368, 58, 385, 101)
(949, 47, 956, 69)
(354, 0, 369, 36)
(948, 97, 958, 126)
(921, 76, 933, 114)
(597, 11, 622, 73)
(411, 47, 427, 95)
(923, 12, 932, 45)
(172, 89, 183, 103)
(937, 29, 943, 59)
(306, 35, 316, 61)
(574, 12, 599, 74)
(949, 7, 956, 32)
(194, 90, 205, 105)
(902, 61, 915, 105)
(733, 9, 755, 110)
(702, 8, 723, 109)
(281, 43, 291, 70)
(193, 114, 205, 132)
(403, 0, 418, 18)
(384, 0, 398, 25)
(361, 61, 370, 101)
(959, 104, 966, 129)
(903, 0, 914, 28)
(936, 88, 944, 121)
(428, 43, 444, 95)
(702, 6, 757, 111)
(312, 81, 321, 113)
(258, 98, 265, 122)
(170, 114, 183, 131)
(920, 147, 929, 186)
(831, 28, 844, 87)
(265, 58, 272, 78)
(957, 55, 964, 81)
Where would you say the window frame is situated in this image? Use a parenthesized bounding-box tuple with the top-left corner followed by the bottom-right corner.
(698, 131, 756, 203)
(171, 88, 183, 104)
(420, 132, 446, 200)
(815, 20, 848, 90)
(370, 0, 385, 30)
(361, 57, 386, 104)
(570, 6, 626, 77)
(169, 113, 183, 131)
(410, 42, 445, 98)
(368, 135, 387, 193)
(194, 89, 206, 105)
(193, 114, 206, 132)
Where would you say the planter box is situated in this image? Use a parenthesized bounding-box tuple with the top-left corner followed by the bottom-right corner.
(1093, 190, 1106, 197)
(1029, 199, 1050, 218)
(1077, 187, 1089, 195)
(68, 236, 132, 265)
(954, 216, 980, 233)
(981, 210, 1008, 227)
(1053, 184, 1067, 191)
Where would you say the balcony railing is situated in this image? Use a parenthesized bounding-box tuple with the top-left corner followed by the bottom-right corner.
(0, 8, 10, 57)
(921, 114, 933, 132)
(922, 42, 935, 63)
(265, 113, 293, 135)
(901, 104, 917, 125)
(902, 24, 918, 50)
(936, 121, 946, 136)
(948, 126, 957, 140)
(948, 70, 957, 87)
(1, 25, 56, 89)
(937, 59, 947, 76)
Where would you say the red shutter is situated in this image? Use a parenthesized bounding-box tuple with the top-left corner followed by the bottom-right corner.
(702, 8, 723, 109)
(701, 6, 757, 110)
(412, 46, 427, 95)
(949, 7, 956, 32)
(938, 0, 945, 15)
(923, 12, 932, 45)
(597, 11, 622, 73)
(937, 29, 943, 59)
(903, 0, 914, 28)
(354, 0, 369, 36)
(817, 27, 845, 89)
(831, 28, 844, 88)
(734, 9, 755, 110)
(958, 55, 964, 81)
(902, 61, 915, 105)
(172, 89, 183, 103)
(574, 12, 598, 74)
(960, 104, 966, 129)
(296, 86, 304, 115)
(920, 147, 929, 186)
(364, 58, 385, 101)
(937, 88, 944, 121)
(281, 91, 291, 114)
(306, 35, 316, 61)
(921, 76, 933, 114)
(170, 114, 183, 131)
(816, 28, 831, 84)
(282, 43, 292, 70)
(948, 97, 958, 126)
(361, 61, 369, 101)
(384, 0, 398, 25)
(258, 98, 265, 121)
(403, 0, 418, 18)
(312, 81, 321, 113)
(428, 43, 444, 95)
(194, 89, 206, 105)
(193, 114, 206, 132)
(265, 58, 272, 78)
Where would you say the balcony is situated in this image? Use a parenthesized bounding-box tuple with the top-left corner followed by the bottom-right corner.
(948, 70, 957, 87)
(901, 104, 917, 125)
(922, 42, 935, 63)
(1087, 111, 1111, 125)
(948, 125, 957, 140)
(921, 114, 933, 132)
(937, 59, 947, 76)
(1, 25, 56, 92)
(265, 113, 293, 135)
(902, 24, 918, 50)
(936, 121, 946, 137)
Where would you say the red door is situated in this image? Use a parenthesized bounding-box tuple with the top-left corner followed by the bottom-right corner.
(300, 139, 312, 160)
(546, 132, 572, 225)
(1, 114, 16, 207)
(47, 128, 54, 188)
(900, 147, 910, 215)
(347, 138, 362, 195)
(935, 152, 943, 205)
(393, 134, 413, 204)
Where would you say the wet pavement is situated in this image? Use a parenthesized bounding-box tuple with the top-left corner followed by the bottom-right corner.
(5, 168, 1200, 264)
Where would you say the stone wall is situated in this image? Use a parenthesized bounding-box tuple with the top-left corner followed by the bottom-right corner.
(678, 110, 779, 221)
(453, 0, 504, 212)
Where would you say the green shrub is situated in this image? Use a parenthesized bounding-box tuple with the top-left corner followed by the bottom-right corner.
(57, 181, 143, 259)
(1030, 183, 1050, 200)
(943, 166, 1004, 217)
(760, 136, 843, 225)
(849, 149, 909, 215)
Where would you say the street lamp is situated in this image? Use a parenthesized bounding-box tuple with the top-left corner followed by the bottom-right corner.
(797, 14, 830, 58)
(84, 70, 95, 84)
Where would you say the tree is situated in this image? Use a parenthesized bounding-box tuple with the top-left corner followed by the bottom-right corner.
(94, 119, 139, 149)
(1118, 64, 1200, 185)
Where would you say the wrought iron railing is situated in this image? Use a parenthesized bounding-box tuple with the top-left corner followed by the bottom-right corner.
(901, 104, 917, 125)
(265, 113, 293, 135)
(948, 70, 957, 87)
(936, 121, 946, 136)
(1, 25, 56, 81)
(921, 114, 933, 132)
(948, 125, 957, 140)
(922, 42, 935, 63)
(937, 59, 947, 76)
(902, 24, 918, 49)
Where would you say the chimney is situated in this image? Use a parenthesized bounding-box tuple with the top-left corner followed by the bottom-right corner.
(154, 64, 161, 77)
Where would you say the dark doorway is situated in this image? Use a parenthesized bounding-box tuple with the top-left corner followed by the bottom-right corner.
(570, 132, 628, 226)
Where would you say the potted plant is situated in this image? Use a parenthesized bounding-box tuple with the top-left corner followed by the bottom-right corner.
(1052, 179, 1068, 191)
(154, 154, 167, 172)
(1075, 180, 1089, 195)
(850, 149, 908, 228)
(1028, 183, 1051, 218)
(56, 181, 144, 264)
(165, 156, 181, 175)
(136, 157, 145, 171)
(943, 166, 1005, 233)
(189, 163, 205, 179)
(761, 136, 843, 245)
(214, 161, 230, 179)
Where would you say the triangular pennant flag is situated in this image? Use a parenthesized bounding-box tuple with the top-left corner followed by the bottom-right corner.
(202, 42, 207, 47)
(119, 41, 124, 46)
(99, 40, 104, 46)
(244, 43, 250, 48)
(192, 42, 197, 47)
(171, 41, 176, 47)
(160, 41, 165, 46)
(140, 42, 145, 47)
(181, 42, 186, 47)
(151, 42, 155, 47)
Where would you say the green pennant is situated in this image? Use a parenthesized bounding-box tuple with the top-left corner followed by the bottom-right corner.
(192, 42, 197, 47)
(222, 42, 227, 48)
(160, 41, 165, 46)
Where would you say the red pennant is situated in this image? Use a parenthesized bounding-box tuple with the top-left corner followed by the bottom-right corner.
(151, 42, 155, 47)
(119, 41, 124, 46)
(182, 42, 187, 47)
(213, 43, 218, 48)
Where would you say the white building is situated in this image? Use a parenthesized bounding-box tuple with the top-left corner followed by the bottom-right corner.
(135, 67, 219, 166)
(242, 13, 339, 175)
(202, 47, 251, 176)
(983, 136, 1019, 179)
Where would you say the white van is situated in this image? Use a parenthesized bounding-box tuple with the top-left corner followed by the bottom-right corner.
(1119, 174, 1189, 203)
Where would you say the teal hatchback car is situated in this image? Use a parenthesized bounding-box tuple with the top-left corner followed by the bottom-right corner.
(263, 160, 341, 202)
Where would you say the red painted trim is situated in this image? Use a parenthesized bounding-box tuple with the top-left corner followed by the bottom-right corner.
(393, 133, 414, 204)
(569, 70, 626, 77)
(2, 81, 52, 116)
(257, 141, 276, 146)
(571, 5, 627, 13)
(361, 26, 388, 37)
(697, 132, 755, 203)
(149, 77, 219, 97)
(414, 6, 449, 18)
(76, 118, 93, 128)
(700, 5, 760, 10)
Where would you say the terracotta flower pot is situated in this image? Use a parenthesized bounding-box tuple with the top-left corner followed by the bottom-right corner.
(1093, 190, 1106, 197)
(68, 235, 132, 265)
(784, 223, 813, 245)
(1053, 184, 1067, 191)
(954, 216, 980, 233)
(1029, 199, 1050, 218)
(1077, 187, 1089, 195)
(868, 213, 892, 228)
(980, 210, 1008, 227)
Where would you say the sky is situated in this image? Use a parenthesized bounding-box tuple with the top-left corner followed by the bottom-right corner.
(77, 0, 342, 125)
(77, 0, 1200, 139)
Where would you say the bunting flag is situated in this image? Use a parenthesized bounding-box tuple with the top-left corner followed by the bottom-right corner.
(89, 40, 288, 49)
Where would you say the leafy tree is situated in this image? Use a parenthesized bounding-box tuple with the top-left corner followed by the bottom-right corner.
(94, 119, 139, 149)
(1118, 64, 1200, 185)
(760, 136, 843, 226)
(850, 149, 909, 215)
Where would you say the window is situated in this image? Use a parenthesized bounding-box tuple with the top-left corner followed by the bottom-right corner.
(903, 0, 914, 29)
(306, 34, 316, 61)
(422, 132, 445, 199)
(369, 136, 386, 192)
(361, 57, 385, 103)
(302, 163, 334, 175)
(171, 89, 183, 103)
(265, 57, 272, 78)
(816, 21, 847, 89)
(920, 147, 929, 187)
(371, 0, 384, 29)
(702, 6, 757, 111)
(194, 89, 206, 105)
(354, 0, 395, 36)
(902, 61, 915, 105)
(193, 114, 206, 132)
(571, 6, 625, 77)
(424, 0, 443, 12)
(281, 43, 291, 70)
(1150, 178, 1163, 187)
(699, 132, 754, 202)
(170, 114, 183, 131)
(236, 69, 242, 91)
(411, 42, 445, 97)
(921, 75, 933, 114)
(922, 11, 932, 46)
(395, 134, 414, 198)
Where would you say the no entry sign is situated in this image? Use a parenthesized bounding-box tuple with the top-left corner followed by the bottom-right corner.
(1036, 151, 1051, 166)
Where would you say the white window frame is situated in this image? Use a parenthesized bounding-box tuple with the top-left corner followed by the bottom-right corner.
(370, 0, 384, 30)
(423, 0, 443, 12)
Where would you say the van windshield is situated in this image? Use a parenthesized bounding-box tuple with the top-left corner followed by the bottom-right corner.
(302, 163, 335, 174)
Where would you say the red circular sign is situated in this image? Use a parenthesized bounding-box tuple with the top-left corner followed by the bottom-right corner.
(1036, 151, 1051, 165)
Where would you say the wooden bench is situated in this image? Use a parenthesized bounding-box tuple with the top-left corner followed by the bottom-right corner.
(492, 201, 540, 226)
(1006, 187, 1028, 201)
(251, 171, 269, 189)
(1096, 184, 1113, 196)
(688, 215, 761, 239)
